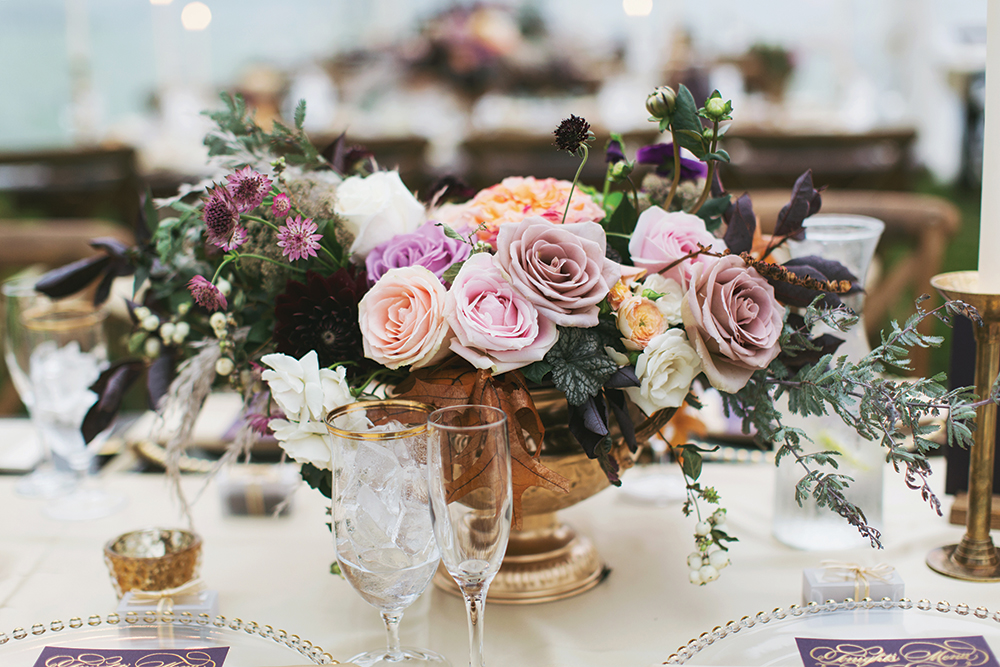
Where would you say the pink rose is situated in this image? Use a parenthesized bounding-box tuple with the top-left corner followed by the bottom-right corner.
(445, 252, 558, 373)
(496, 217, 621, 327)
(681, 254, 785, 393)
(359, 266, 451, 370)
(629, 206, 718, 285)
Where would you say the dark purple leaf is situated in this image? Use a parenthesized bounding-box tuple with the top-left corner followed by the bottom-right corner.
(723, 193, 756, 254)
(568, 395, 609, 458)
(136, 189, 155, 246)
(35, 255, 112, 298)
(320, 131, 348, 172)
(89, 237, 131, 257)
(784, 256, 861, 293)
(422, 175, 476, 206)
(93, 272, 116, 307)
(147, 350, 175, 408)
(774, 170, 823, 238)
(606, 387, 637, 453)
(710, 170, 726, 198)
(82, 360, 144, 443)
(604, 365, 639, 389)
(770, 264, 843, 308)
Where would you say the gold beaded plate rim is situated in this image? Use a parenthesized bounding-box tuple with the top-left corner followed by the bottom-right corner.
(0, 611, 343, 665)
(664, 598, 1000, 665)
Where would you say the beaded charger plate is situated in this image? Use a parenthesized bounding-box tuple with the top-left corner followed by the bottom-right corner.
(664, 599, 1000, 665)
(0, 612, 339, 666)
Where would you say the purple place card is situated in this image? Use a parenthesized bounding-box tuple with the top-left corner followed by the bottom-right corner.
(796, 636, 999, 667)
(33, 645, 229, 667)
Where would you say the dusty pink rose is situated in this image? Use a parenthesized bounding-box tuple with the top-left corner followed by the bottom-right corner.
(359, 266, 451, 370)
(495, 217, 621, 327)
(681, 254, 785, 393)
(445, 252, 558, 373)
(629, 206, 718, 285)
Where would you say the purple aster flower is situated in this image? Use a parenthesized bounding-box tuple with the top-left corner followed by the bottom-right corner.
(226, 166, 273, 212)
(365, 222, 471, 284)
(271, 193, 291, 219)
(188, 276, 228, 312)
(636, 143, 708, 180)
(605, 138, 626, 164)
(202, 185, 245, 250)
(277, 215, 323, 261)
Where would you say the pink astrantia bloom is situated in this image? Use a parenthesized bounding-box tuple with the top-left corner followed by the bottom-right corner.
(226, 166, 273, 212)
(277, 215, 323, 261)
(188, 275, 228, 312)
(271, 193, 291, 219)
(202, 185, 244, 250)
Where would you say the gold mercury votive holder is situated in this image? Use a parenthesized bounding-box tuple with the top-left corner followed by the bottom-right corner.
(104, 528, 202, 597)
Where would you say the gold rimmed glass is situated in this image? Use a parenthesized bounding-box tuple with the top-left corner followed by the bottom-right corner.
(326, 400, 450, 667)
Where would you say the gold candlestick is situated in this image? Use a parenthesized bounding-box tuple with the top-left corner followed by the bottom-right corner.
(926, 271, 1000, 581)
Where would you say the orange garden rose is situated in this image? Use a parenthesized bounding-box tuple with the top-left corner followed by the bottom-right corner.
(450, 176, 605, 247)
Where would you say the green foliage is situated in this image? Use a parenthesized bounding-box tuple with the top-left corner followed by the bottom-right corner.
(203, 92, 324, 168)
(544, 326, 620, 406)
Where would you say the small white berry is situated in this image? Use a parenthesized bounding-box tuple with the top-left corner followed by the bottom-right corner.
(713, 522, 729, 536)
(699, 564, 719, 583)
(708, 550, 730, 570)
(216, 278, 231, 296)
(711, 509, 727, 524)
(687, 552, 704, 570)
(173, 321, 190, 343)
(143, 337, 162, 358)
(177, 302, 191, 316)
(159, 322, 176, 340)
(689, 569, 703, 585)
(694, 521, 712, 537)
(133, 306, 151, 321)
(141, 315, 160, 332)
(210, 312, 227, 331)
(215, 357, 235, 376)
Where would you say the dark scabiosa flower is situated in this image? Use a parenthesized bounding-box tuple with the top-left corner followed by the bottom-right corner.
(273, 268, 372, 375)
(187, 275, 228, 312)
(553, 114, 593, 154)
(226, 166, 273, 212)
(605, 138, 626, 164)
(636, 143, 708, 181)
(202, 185, 247, 251)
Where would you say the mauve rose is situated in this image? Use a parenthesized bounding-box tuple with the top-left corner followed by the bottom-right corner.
(359, 266, 452, 370)
(445, 252, 558, 373)
(629, 206, 718, 286)
(495, 217, 621, 327)
(365, 222, 471, 284)
(681, 255, 785, 393)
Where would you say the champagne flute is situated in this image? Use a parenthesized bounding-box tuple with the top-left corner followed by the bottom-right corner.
(326, 400, 450, 667)
(426, 405, 511, 667)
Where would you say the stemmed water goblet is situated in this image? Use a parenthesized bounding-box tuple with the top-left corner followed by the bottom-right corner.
(3, 277, 124, 519)
(325, 399, 451, 667)
(426, 405, 512, 667)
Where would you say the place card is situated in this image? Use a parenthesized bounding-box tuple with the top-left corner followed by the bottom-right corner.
(795, 636, 999, 667)
(32, 645, 229, 667)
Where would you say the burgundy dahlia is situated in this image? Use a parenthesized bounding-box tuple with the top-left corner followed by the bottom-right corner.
(273, 268, 371, 374)
(226, 166, 273, 212)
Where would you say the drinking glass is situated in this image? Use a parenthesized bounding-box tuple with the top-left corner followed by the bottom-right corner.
(4, 278, 124, 519)
(427, 405, 512, 667)
(326, 400, 450, 667)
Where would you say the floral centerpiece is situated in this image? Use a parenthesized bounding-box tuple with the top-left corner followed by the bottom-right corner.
(41, 87, 984, 586)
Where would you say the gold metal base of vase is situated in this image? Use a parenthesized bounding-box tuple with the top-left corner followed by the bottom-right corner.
(926, 542, 1000, 582)
(433, 512, 609, 604)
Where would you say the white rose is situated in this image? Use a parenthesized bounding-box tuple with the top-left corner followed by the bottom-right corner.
(319, 365, 354, 417)
(626, 328, 702, 414)
(261, 350, 325, 422)
(641, 274, 684, 326)
(269, 418, 334, 470)
(334, 171, 425, 259)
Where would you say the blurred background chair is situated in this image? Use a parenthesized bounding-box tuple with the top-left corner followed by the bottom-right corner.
(753, 188, 961, 377)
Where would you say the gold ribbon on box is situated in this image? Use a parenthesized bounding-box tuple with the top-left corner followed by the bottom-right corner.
(130, 577, 206, 614)
(819, 560, 894, 601)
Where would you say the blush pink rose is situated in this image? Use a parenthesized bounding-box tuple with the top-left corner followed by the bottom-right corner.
(629, 206, 718, 285)
(681, 254, 785, 393)
(496, 216, 621, 327)
(359, 266, 451, 370)
(445, 252, 558, 373)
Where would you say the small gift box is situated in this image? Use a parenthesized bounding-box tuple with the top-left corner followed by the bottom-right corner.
(802, 561, 905, 604)
(116, 586, 220, 618)
(217, 462, 299, 516)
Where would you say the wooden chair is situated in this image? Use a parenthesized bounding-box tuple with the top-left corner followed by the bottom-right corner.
(750, 189, 961, 376)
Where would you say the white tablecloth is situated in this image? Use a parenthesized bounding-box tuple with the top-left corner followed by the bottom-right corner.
(0, 452, 993, 666)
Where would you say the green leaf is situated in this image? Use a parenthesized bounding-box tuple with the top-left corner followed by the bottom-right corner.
(695, 195, 731, 232)
(679, 447, 703, 481)
(605, 194, 637, 262)
(441, 261, 465, 285)
(544, 327, 619, 406)
(702, 150, 731, 163)
(436, 222, 466, 242)
(294, 99, 307, 130)
(671, 84, 706, 157)
(522, 360, 553, 384)
(300, 462, 332, 498)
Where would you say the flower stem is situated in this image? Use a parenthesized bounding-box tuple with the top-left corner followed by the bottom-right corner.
(211, 256, 234, 283)
(561, 145, 589, 224)
(662, 137, 682, 212)
(235, 253, 307, 273)
(242, 214, 281, 233)
(689, 122, 720, 215)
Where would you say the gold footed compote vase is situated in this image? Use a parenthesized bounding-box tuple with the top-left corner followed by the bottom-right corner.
(433, 389, 636, 604)
(926, 271, 1000, 581)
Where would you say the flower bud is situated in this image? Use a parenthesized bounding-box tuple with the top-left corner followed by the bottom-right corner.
(646, 86, 677, 120)
(711, 508, 727, 524)
(143, 337, 162, 358)
(177, 302, 191, 316)
(703, 96, 730, 121)
(215, 357, 235, 376)
(609, 160, 633, 183)
(141, 315, 160, 332)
